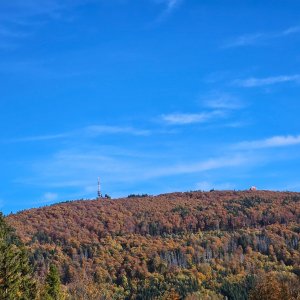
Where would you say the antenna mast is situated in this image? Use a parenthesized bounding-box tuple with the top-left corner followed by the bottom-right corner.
(97, 177, 102, 199)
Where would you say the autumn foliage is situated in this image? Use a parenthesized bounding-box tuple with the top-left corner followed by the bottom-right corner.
(6, 190, 300, 299)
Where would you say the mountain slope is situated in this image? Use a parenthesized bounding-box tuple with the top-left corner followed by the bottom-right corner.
(6, 191, 300, 299)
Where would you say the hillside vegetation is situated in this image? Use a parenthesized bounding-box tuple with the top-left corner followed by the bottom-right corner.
(6, 190, 300, 299)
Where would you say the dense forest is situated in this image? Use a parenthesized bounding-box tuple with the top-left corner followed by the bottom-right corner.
(2, 190, 300, 299)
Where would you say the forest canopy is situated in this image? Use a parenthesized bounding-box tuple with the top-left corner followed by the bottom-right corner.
(4, 190, 300, 299)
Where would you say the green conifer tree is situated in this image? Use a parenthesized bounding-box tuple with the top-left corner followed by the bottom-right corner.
(0, 212, 37, 300)
(44, 264, 63, 300)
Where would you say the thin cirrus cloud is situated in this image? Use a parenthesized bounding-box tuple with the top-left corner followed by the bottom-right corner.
(18, 150, 248, 207)
(203, 93, 243, 110)
(8, 133, 69, 143)
(223, 26, 300, 48)
(23, 148, 248, 193)
(165, 0, 182, 13)
(85, 125, 151, 136)
(152, 0, 183, 23)
(146, 155, 247, 179)
(0, 0, 182, 49)
(233, 75, 300, 87)
(153, 0, 182, 12)
(0, 0, 98, 50)
(0, 0, 91, 19)
(161, 110, 224, 125)
(6, 125, 151, 143)
(0, 0, 181, 22)
(236, 134, 300, 150)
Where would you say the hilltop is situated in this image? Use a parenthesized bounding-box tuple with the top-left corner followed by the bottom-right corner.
(7, 190, 300, 244)
(6, 190, 300, 299)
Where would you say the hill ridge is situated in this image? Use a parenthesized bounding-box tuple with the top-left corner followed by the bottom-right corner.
(5, 189, 300, 299)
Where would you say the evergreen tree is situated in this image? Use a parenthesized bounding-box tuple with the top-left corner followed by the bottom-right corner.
(44, 264, 63, 300)
(0, 212, 37, 300)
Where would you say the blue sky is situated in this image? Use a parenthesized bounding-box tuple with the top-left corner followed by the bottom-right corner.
(1, 0, 300, 213)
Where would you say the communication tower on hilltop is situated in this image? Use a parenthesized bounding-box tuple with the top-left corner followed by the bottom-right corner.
(97, 177, 102, 199)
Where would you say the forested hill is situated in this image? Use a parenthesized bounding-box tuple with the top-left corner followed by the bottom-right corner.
(6, 190, 300, 299)
(7, 190, 300, 243)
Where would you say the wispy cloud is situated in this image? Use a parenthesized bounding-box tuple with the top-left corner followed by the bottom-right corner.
(20, 145, 248, 195)
(161, 110, 224, 125)
(0, 0, 92, 20)
(85, 125, 151, 136)
(202, 93, 243, 110)
(233, 75, 300, 87)
(164, 0, 182, 14)
(162, 92, 244, 126)
(283, 26, 300, 35)
(236, 135, 300, 150)
(152, 0, 183, 24)
(223, 26, 300, 48)
(0, 0, 94, 50)
(6, 124, 151, 143)
(148, 155, 246, 178)
(223, 33, 264, 48)
(9, 133, 69, 143)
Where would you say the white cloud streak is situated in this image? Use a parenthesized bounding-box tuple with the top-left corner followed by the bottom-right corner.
(147, 155, 246, 178)
(0, 0, 92, 20)
(283, 26, 300, 35)
(223, 26, 300, 48)
(233, 75, 300, 87)
(236, 135, 300, 150)
(165, 0, 181, 13)
(21, 146, 248, 194)
(9, 133, 69, 142)
(203, 93, 243, 110)
(0, 0, 95, 51)
(6, 124, 151, 143)
(152, 0, 182, 24)
(85, 125, 151, 136)
(224, 33, 264, 48)
(162, 110, 224, 125)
